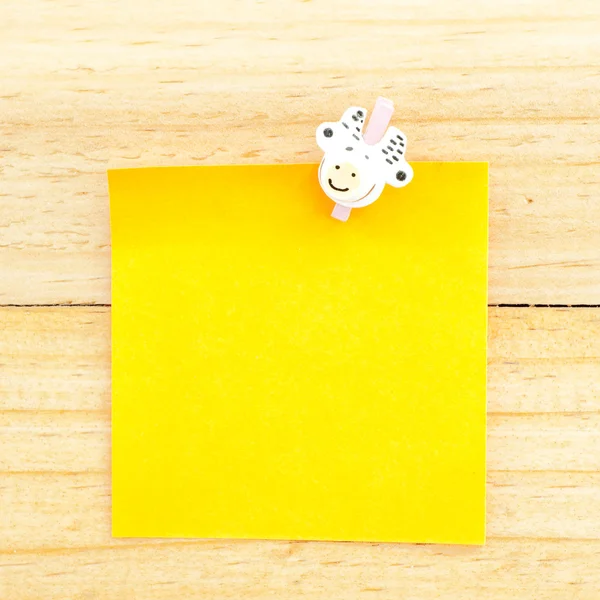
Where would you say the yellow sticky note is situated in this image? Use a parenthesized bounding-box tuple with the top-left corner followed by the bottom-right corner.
(109, 162, 488, 545)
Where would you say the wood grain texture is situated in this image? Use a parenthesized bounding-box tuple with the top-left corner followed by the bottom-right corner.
(2, 0, 600, 597)
(1, 306, 600, 598)
(1, 0, 599, 304)
(1, 539, 599, 600)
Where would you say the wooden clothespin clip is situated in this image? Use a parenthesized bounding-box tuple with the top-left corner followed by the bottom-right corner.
(316, 97, 413, 222)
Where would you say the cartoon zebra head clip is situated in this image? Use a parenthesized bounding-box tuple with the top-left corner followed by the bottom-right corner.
(316, 98, 413, 220)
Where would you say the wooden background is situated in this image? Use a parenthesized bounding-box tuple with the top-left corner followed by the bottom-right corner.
(1, 0, 599, 597)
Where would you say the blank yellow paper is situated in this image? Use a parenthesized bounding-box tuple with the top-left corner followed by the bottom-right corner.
(109, 162, 488, 545)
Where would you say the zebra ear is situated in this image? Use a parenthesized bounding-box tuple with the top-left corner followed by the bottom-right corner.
(316, 122, 339, 152)
(316, 106, 368, 153)
(387, 162, 413, 188)
(373, 126, 413, 188)
(339, 106, 368, 135)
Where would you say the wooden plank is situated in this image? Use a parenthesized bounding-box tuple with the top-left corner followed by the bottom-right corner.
(2, 1, 600, 71)
(3, 410, 600, 475)
(0, 538, 598, 600)
(2, 160, 598, 305)
(3, 307, 598, 413)
(2, 307, 599, 476)
(1, 1, 600, 304)
(1, 471, 600, 552)
(0, 307, 110, 412)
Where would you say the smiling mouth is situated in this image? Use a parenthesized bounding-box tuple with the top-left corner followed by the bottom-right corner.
(328, 179, 349, 192)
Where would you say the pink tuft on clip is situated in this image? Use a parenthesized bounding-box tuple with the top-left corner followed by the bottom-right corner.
(363, 97, 395, 146)
(331, 203, 352, 222)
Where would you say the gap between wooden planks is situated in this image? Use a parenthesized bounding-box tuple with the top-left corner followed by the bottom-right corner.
(1, 306, 599, 599)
